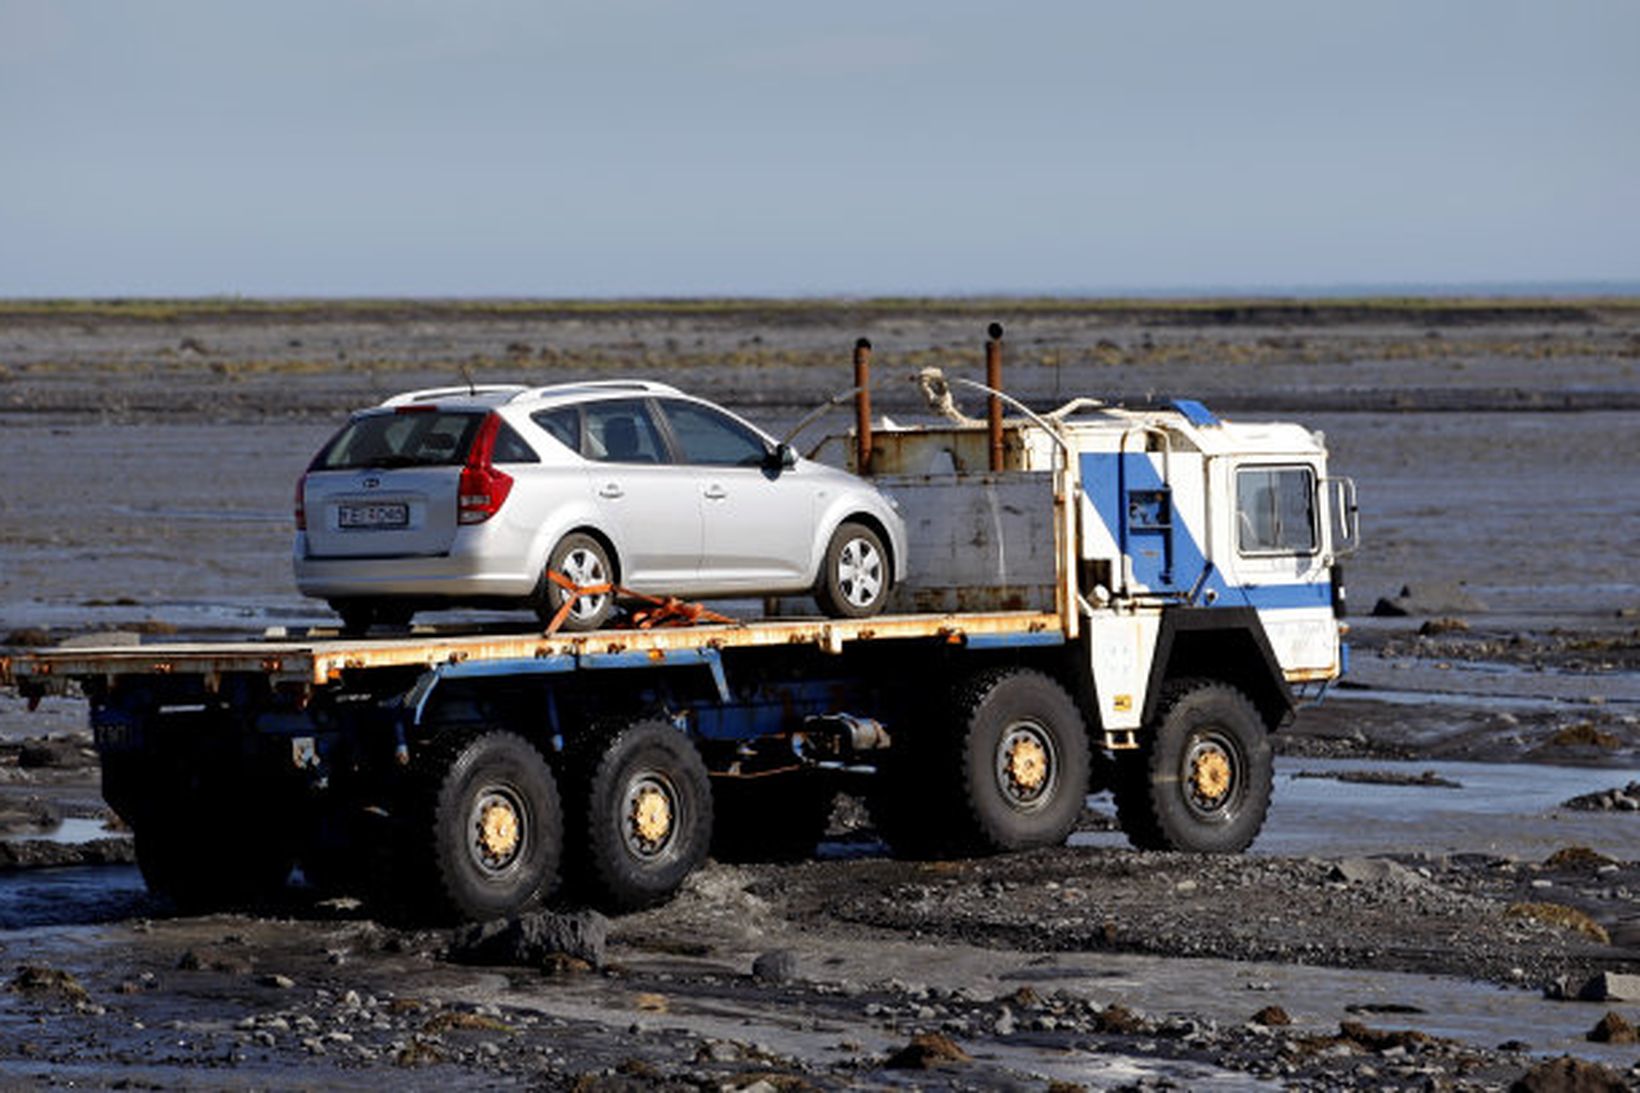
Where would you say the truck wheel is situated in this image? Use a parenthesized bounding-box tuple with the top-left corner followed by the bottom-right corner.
(565, 720, 712, 912)
(536, 533, 615, 631)
(1114, 679, 1272, 853)
(413, 730, 562, 922)
(871, 669, 1090, 856)
(950, 669, 1091, 852)
(814, 521, 889, 618)
(711, 773, 834, 863)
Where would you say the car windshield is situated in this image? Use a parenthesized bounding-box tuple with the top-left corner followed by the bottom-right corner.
(313, 410, 483, 470)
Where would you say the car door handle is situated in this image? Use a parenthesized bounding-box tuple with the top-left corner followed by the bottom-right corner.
(598, 483, 624, 499)
(702, 484, 727, 501)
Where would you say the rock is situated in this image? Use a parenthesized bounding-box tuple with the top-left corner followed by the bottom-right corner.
(8, 966, 90, 1004)
(17, 739, 93, 769)
(1371, 581, 1487, 617)
(1561, 781, 1640, 810)
(1576, 972, 1640, 1003)
(177, 948, 254, 975)
(1586, 1011, 1637, 1044)
(1503, 903, 1611, 945)
(884, 1031, 970, 1069)
(751, 949, 797, 983)
(1543, 846, 1618, 869)
(260, 973, 295, 989)
(1509, 1054, 1630, 1092)
(448, 909, 607, 970)
(1094, 1003, 1147, 1034)
(1250, 1005, 1291, 1026)
(1418, 616, 1471, 635)
(1330, 858, 1427, 888)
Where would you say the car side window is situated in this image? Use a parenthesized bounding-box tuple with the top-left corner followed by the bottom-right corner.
(491, 421, 540, 464)
(1236, 466, 1317, 554)
(531, 407, 581, 454)
(658, 400, 769, 466)
(582, 399, 670, 464)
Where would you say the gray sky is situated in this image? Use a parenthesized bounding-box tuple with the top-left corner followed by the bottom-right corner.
(3, 1, 1636, 297)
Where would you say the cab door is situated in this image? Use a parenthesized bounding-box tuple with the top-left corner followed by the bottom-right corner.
(1224, 461, 1337, 678)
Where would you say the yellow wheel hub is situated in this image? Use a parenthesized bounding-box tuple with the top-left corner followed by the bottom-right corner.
(1191, 749, 1233, 803)
(631, 786, 673, 846)
(1007, 738, 1049, 793)
(479, 801, 520, 860)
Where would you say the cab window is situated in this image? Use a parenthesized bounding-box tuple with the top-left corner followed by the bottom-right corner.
(1236, 466, 1316, 554)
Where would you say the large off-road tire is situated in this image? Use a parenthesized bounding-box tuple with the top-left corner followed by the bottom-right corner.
(405, 730, 563, 923)
(869, 668, 1091, 857)
(814, 521, 890, 618)
(563, 720, 713, 912)
(711, 772, 834, 863)
(1113, 679, 1272, 853)
(536, 533, 616, 631)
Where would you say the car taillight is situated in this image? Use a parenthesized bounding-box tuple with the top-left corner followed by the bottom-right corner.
(458, 414, 513, 525)
(294, 473, 307, 531)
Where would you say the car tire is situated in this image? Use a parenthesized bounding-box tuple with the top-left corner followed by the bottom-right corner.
(536, 533, 616, 632)
(814, 521, 890, 618)
(331, 599, 414, 634)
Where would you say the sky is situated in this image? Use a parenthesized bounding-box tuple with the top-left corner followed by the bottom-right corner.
(2, 1, 1636, 298)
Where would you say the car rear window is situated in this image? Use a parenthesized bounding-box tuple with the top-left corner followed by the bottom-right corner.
(313, 411, 484, 470)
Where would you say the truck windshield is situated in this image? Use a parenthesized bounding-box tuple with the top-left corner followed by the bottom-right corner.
(312, 411, 483, 470)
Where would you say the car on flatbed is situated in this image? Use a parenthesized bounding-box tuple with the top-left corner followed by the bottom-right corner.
(294, 380, 907, 631)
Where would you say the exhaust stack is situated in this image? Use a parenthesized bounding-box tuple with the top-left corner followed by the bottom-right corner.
(853, 337, 873, 475)
(986, 322, 1004, 471)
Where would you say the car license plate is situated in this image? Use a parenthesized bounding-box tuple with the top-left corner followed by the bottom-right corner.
(338, 502, 409, 529)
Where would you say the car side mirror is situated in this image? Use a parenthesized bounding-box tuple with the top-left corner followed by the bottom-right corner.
(766, 442, 797, 472)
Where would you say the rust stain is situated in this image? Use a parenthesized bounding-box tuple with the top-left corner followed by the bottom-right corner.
(15, 611, 1064, 687)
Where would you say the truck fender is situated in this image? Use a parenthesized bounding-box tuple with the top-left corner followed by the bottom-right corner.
(1142, 607, 1294, 730)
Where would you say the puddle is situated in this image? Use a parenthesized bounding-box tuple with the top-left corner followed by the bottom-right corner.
(10, 816, 125, 844)
(1078, 757, 1640, 860)
(0, 865, 151, 929)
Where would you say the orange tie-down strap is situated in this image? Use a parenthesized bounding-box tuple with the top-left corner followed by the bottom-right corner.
(543, 570, 740, 637)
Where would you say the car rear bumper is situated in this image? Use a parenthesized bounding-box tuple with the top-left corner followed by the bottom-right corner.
(292, 533, 538, 600)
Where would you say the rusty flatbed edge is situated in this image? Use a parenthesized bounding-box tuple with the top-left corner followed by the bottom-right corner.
(7, 611, 1064, 688)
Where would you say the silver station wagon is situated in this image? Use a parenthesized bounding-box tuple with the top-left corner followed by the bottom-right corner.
(293, 381, 907, 631)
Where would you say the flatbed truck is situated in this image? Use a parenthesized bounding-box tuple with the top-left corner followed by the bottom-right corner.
(3, 331, 1357, 922)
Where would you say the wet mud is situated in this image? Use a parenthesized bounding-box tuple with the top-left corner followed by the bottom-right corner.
(1, 299, 1638, 1088)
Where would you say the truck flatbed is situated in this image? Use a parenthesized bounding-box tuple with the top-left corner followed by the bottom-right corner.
(4, 610, 1065, 689)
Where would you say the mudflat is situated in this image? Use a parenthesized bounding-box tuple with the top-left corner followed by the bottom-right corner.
(1, 298, 1637, 1089)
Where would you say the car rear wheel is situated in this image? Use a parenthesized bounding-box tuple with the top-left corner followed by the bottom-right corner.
(536, 533, 616, 631)
(330, 599, 414, 634)
(814, 521, 889, 618)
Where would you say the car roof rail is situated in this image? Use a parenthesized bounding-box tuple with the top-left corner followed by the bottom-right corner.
(380, 385, 530, 407)
(518, 379, 684, 401)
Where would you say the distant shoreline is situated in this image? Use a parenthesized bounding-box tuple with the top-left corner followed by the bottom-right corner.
(2, 294, 1637, 326)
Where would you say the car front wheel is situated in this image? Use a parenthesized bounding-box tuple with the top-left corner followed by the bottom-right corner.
(815, 521, 890, 618)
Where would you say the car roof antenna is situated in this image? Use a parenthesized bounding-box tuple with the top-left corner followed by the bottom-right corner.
(458, 363, 477, 396)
